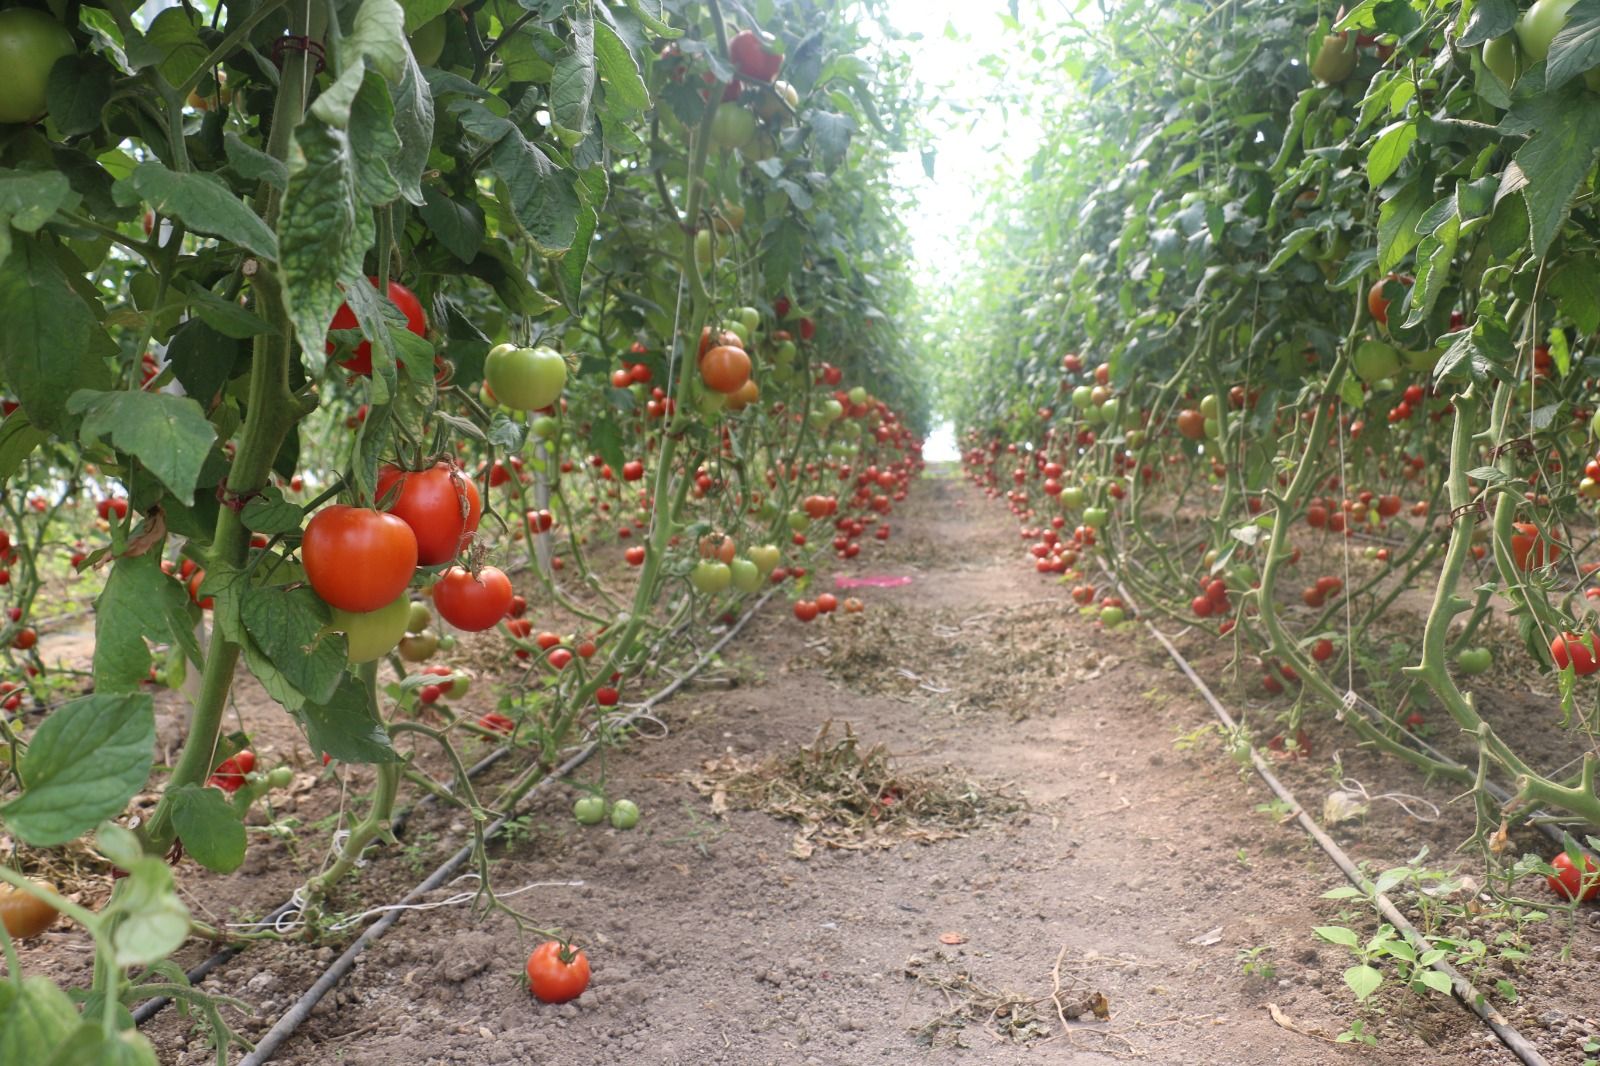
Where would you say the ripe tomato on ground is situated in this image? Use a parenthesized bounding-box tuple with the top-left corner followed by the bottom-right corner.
(527, 942, 591, 1003)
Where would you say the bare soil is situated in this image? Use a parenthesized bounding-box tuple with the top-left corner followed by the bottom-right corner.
(18, 469, 1600, 1065)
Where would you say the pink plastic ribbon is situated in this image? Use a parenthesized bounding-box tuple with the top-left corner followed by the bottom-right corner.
(834, 575, 913, 589)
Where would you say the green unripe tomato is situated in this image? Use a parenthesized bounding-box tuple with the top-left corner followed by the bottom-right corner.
(1203, 417, 1219, 438)
(690, 560, 732, 595)
(1083, 506, 1109, 529)
(0, 9, 76, 126)
(437, 634, 457, 652)
(1099, 606, 1126, 626)
(573, 796, 606, 825)
(532, 415, 560, 440)
(848, 386, 868, 405)
(1455, 647, 1493, 675)
(265, 766, 295, 790)
(1310, 33, 1358, 85)
(730, 557, 762, 594)
(787, 511, 809, 532)
(721, 319, 750, 345)
(823, 399, 845, 422)
(1125, 429, 1146, 449)
(1352, 339, 1402, 383)
(1482, 34, 1523, 86)
(406, 602, 432, 634)
(709, 102, 757, 149)
(1199, 394, 1218, 420)
(329, 594, 412, 663)
(485, 345, 567, 411)
(398, 629, 440, 662)
(609, 799, 640, 829)
(1060, 485, 1085, 509)
(695, 229, 716, 269)
(1589, 407, 1600, 437)
(1070, 385, 1094, 411)
(409, 14, 448, 66)
(737, 306, 761, 334)
(749, 544, 781, 573)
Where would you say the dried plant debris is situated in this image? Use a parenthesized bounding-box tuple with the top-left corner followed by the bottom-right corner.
(903, 949, 1117, 1050)
(687, 721, 1023, 858)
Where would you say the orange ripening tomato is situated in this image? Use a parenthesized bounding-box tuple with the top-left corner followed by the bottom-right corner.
(1510, 521, 1560, 570)
(700, 345, 752, 394)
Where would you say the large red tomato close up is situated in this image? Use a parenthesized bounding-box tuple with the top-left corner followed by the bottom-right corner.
(326, 278, 429, 376)
(302, 506, 418, 612)
(376, 462, 482, 565)
(432, 565, 513, 631)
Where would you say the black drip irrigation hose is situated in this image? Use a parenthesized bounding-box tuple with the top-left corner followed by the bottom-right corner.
(1101, 571, 1551, 1066)
(197, 587, 774, 1066)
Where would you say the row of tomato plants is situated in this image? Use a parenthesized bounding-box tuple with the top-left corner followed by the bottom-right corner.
(940, 0, 1600, 914)
(0, 0, 928, 1059)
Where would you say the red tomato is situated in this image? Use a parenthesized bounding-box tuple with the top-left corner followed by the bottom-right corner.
(1547, 851, 1600, 901)
(302, 506, 418, 612)
(432, 565, 514, 631)
(478, 712, 515, 735)
(208, 750, 255, 792)
(326, 278, 428, 376)
(794, 600, 819, 622)
(728, 28, 782, 81)
(526, 942, 591, 1004)
(0, 882, 58, 939)
(375, 462, 483, 566)
(1551, 632, 1600, 676)
(1367, 274, 1412, 327)
(1510, 522, 1560, 570)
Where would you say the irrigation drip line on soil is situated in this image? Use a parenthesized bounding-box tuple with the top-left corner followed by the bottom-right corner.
(127, 595, 714, 1026)
(190, 587, 776, 1066)
(1104, 570, 1552, 1066)
(1115, 553, 1600, 865)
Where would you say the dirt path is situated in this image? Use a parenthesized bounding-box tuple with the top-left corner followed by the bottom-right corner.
(167, 468, 1539, 1066)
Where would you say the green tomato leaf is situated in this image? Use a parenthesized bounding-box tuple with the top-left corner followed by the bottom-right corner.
(0, 977, 79, 1065)
(0, 694, 155, 846)
(557, 203, 597, 312)
(0, 410, 50, 490)
(1550, 255, 1600, 334)
(107, 857, 189, 966)
(43, 1024, 161, 1066)
(241, 487, 306, 535)
(294, 674, 400, 763)
(130, 8, 208, 88)
(93, 551, 194, 695)
(1376, 178, 1429, 272)
(46, 54, 116, 137)
(1314, 925, 1360, 948)
(594, 22, 650, 113)
(0, 169, 77, 267)
(1366, 119, 1416, 189)
(550, 10, 596, 144)
(1498, 87, 1600, 256)
(1460, 0, 1518, 47)
(347, 0, 409, 82)
(1547, 0, 1600, 90)
(164, 318, 244, 405)
(185, 281, 272, 339)
(241, 585, 346, 707)
(168, 785, 247, 873)
(419, 186, 485, 263)
(114, 161, 279, 261)
(0, 236, 114, 434)
(67, 389, 217, 500)
(279, 119, 373, 369)
(347, 71, 404, 207)
(491, 134, 580, 253)
(391, 51, 435, 206)
(224, 132, 288, 191)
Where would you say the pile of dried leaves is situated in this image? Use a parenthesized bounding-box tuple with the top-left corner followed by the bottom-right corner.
(686, 720, 1023, 859)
